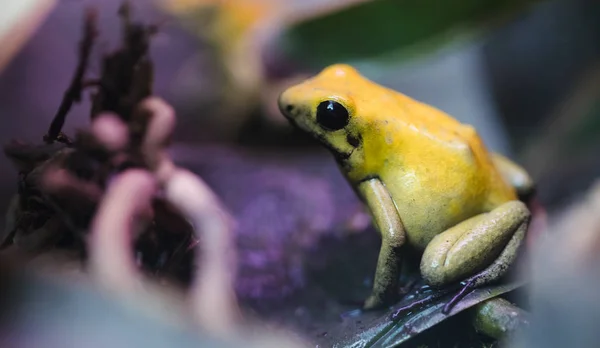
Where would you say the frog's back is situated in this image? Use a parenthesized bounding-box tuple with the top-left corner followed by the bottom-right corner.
(370, 87, 517, 248)
(378, 82, 476, 142)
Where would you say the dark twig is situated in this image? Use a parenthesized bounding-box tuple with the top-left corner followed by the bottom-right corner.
(91, 1, 157, 121)
(44, 8, 98, 144)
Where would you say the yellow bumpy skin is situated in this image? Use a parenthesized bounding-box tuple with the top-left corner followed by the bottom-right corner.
(278, 64, 532, 310)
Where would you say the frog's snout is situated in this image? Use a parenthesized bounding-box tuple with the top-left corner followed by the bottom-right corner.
(277, 89, 296, 120)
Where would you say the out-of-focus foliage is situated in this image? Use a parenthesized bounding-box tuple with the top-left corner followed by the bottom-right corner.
(160, 0, 545, 70)
(278, 0, 544, 69)
(520, 66, 600, 208)
(157, 0, 285, 140)
(0, 259, 308, 348)
(0, 0, 56, 72)
(158, 0, 279, 91)
(157, 0, 546, 139)
(511, 180, 600, 348)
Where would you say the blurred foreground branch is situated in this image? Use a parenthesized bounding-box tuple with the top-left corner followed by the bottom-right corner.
(512, 180, 600, 348)
(44, 8, 98, 144)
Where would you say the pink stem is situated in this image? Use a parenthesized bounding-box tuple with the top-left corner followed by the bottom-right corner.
(163, 168, 239, 333)
(40, 165, 103, 202)
(134, 97, 176, 180)
(87, 97, 240, 333)
(88, 169, 157, 292)
(90, 112, 129, 152)
(136, 97, 240, 331)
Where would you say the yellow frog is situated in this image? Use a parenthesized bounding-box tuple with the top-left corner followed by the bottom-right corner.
(278, 64, 534, 311)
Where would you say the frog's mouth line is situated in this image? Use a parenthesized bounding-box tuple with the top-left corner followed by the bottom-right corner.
(333, 146, 353, 161)
(283, 113, 354, 160)
(312, 132, 354, 162)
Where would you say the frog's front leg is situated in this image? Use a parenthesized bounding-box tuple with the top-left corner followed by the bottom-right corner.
(420, 201, 530, 312)
(358, 178, 406, 310)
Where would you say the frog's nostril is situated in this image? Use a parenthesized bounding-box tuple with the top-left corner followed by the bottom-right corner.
(278, 102, 295, 117)
(278, 91, 296, 117)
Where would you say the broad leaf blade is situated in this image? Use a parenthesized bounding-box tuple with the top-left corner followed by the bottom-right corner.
(279, 0, 544, 68)
(317, 280, 523, 348)
(372, 281, 523, 347)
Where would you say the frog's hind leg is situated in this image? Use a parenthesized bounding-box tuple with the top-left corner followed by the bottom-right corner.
(492, 153, 536, 202)
(420, 200, 530, 313)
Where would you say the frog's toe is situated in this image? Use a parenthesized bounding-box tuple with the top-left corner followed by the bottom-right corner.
(363, 292, 399, 311)
(363, 294, 384, 310)
(442, 279, 476, 314)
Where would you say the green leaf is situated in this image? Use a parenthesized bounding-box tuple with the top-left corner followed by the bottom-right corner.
(279, 0, 544, 68)
(316, 279, 524, 348)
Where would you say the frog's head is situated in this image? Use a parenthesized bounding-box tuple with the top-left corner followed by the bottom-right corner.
(278, 64, 371, 167)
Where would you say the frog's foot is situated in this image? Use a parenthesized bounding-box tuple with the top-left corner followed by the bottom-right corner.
(363, 278, 419, 311)
(420, 200, 531, 315)
(390, 286, 458, 320)
(363, 290, 399, 311)
(442, 279, 476, 314)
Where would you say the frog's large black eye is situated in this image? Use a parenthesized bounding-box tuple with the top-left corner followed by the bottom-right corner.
(316, 100, 349, 131)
